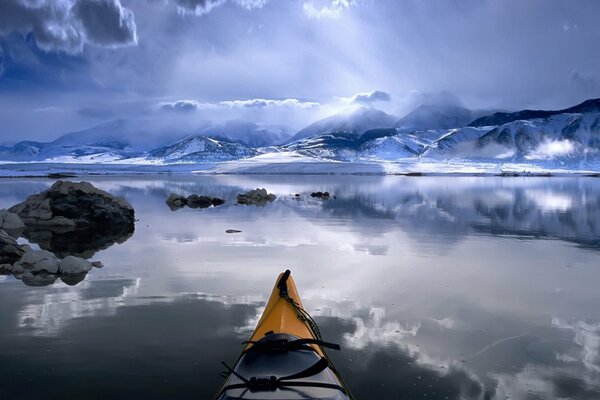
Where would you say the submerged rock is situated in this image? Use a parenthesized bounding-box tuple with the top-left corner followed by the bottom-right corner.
(17, 248, 60, 273)
(58, 256, 93, 274)
(0, 229, 24, 264)
(237, 188, 276, 206)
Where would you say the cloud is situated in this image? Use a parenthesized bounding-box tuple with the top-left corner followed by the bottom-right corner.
(72, 0, 137, 47)
(219, 98, 320, 109)
(526, 140, 576, 160)
(172, 0, 268, 15)
(159, 99, 201, 112)
(569, 70, 598, 92)
(0, 0, 137, 54)
(337, 90, 392, 105)
(303, 0, 357, 19)
(159, 98, 320, 112)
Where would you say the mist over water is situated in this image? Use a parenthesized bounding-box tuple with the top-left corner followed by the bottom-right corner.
(1, 175, 600, 399)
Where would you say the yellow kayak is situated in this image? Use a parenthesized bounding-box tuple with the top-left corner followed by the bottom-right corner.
(214, 270, 354, 400)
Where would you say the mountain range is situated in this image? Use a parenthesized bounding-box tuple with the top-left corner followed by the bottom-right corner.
(2, 98, 600, 166)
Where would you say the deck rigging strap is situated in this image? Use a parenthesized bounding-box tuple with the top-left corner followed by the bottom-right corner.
(243, 337, 341, 354)
(216, 357, 348, 395)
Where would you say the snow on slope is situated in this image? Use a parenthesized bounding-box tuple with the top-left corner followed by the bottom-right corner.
(288, 106, 397, 142)
(422, 113, 600, 163)
(148, 135, 257, 162)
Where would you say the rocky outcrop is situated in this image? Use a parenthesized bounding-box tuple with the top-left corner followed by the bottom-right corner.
(0, 180, 134, 286)
(237, 188, 276, 206)
(165, 193, 225, 211)
(8, 181, 135, 258)
(9, 180, 135, 229)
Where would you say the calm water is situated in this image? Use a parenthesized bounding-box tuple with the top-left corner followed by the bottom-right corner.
(1, 175, 600, 400)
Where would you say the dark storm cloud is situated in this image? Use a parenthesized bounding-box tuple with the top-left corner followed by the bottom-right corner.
(0, 0, 137, 53)
(2, 0, 600, 141)
(72, 0, 137, 47)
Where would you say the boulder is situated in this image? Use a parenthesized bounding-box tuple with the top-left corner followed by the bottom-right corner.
(166, 193, 187, 210)
(9, 181, 135, 257)
(21, 271, 59, 287)
(0, 229, 25, 264)
(310, 191, 331, 199)
(58, 256, 93, 274)
(172, 194, 226, 209)
(0, 209, 26, 231)
(237, 188, 276, 206)
(9, 180, 135, 228)
(18, 248, 60, 273)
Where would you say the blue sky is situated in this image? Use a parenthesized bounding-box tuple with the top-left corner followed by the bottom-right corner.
(1, 0, 600, 141)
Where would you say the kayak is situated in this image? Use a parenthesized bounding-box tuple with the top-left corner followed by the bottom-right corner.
(214, 270, 354, 400)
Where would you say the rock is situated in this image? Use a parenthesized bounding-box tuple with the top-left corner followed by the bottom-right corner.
(10, 181, 135, 229)
(0, 229, 25, 264)
(18, 248, 60, 273)
(211, 197, 225, 207)
(310, 191, 331, 199)
(21, 271, 58, 287)
(59, 273, 87, 286)
(0, 209, 26, 232)
(91, 261, 104, 268)
(226, 229, 242, 233)
(237, 188, 277, 206)
(187, 195, 213, 208)
(58, 256, 93, 274)
(166, 193, 187, 210)
(9, 181, 135, 257)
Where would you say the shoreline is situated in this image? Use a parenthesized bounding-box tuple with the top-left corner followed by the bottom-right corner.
(1, 160, 600, 178)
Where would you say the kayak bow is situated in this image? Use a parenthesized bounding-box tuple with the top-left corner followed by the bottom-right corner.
(214, 270, 354, 400)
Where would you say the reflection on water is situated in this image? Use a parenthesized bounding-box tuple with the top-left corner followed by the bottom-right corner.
(21, 223, 134, 259)
(1, 175, 600, 399)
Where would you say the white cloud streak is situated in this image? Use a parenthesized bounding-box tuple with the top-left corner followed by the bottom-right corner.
(337, 90, 392, 105)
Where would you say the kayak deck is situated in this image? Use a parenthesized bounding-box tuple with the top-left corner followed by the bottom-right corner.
(215, 270, 353, 400)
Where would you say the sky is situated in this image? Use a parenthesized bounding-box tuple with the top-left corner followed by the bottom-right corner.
(1, 0, 600, 142)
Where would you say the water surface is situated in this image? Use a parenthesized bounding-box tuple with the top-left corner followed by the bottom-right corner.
(1, 175, 600, 399)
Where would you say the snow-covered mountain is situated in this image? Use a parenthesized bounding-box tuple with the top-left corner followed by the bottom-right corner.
(469, 98, 600, 127)
(288, 107, 397, 143)
(422, 111, 600, 163)
(148, 135, 257, 163)
(196, 120, 291, 147)
(2, 98, 600, 167)
(395, 104, 476, 131)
